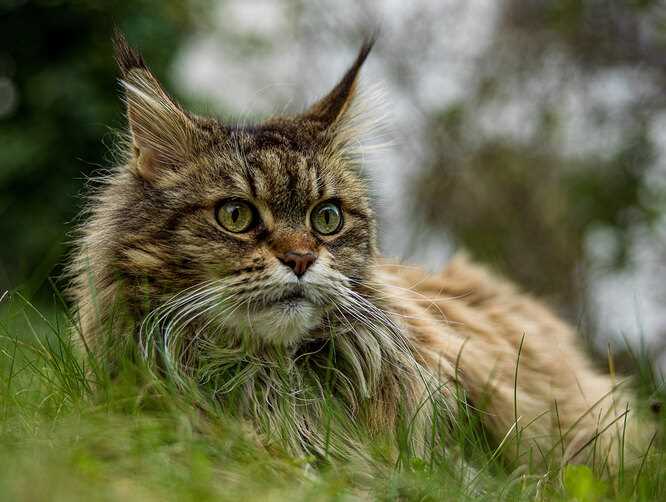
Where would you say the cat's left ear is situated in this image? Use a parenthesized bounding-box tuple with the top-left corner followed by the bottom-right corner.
(301, 37, 375, 137)
(113, 30, 198, 183)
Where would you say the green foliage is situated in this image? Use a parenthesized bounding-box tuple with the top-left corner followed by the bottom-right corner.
(0, 1, 195, 294)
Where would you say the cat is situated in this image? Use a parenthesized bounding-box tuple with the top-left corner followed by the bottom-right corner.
(69, 32, 653, 470)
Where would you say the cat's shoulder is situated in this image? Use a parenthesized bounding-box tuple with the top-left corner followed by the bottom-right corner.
(378, 253, 518, 305)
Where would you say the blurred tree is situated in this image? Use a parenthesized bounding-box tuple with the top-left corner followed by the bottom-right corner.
(411, 0, 665, 332)
(0, 0, 197, 295)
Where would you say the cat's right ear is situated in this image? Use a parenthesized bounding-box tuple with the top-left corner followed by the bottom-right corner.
(113, 31, 196, 183)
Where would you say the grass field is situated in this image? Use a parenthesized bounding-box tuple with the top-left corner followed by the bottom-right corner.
(0, 291, 664, 501)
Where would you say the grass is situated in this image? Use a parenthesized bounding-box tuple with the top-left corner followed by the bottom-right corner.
(0, 289, 664, 501)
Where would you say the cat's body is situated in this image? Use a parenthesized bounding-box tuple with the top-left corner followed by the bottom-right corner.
(70, 33, 651, 470)
(382, 257, 647, 466)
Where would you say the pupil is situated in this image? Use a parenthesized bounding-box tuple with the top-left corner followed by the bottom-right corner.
(323, 210, 330, 225)
(231, 207, 239, 222)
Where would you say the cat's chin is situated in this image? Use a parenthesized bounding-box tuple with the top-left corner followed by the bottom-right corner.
(225, 298, 324, 346)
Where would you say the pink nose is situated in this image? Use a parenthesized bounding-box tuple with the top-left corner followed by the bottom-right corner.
(278, 251, 317, 277)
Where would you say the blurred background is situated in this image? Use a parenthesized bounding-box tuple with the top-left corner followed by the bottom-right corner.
(1, 0, 665, 370)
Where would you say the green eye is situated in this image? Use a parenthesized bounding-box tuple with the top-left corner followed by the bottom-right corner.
(216, 200, 256, 233)
(311, 201, 343, 235)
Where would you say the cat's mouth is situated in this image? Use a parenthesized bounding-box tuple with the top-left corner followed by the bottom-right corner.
(276, 290, 307, 304)
(245, 287, 313, 311)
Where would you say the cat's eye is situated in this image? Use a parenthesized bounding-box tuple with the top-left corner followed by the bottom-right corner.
(215, 200, 256, 233)
(311, 201, 343, 235)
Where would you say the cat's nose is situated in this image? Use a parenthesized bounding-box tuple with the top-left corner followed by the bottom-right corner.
(277, 251, 317, 278)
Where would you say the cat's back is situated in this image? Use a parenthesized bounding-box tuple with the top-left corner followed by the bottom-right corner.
(379, 254, 576, 349)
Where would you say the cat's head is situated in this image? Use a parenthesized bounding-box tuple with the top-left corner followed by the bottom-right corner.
(109, 33, 380, 346)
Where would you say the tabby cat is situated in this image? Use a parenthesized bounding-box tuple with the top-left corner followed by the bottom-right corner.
(69, 32, 652, 470)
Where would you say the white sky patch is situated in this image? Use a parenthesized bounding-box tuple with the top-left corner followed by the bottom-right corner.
(587, 223, 666, 350)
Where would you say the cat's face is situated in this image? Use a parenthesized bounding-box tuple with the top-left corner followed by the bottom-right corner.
(112, 35, 377, 345)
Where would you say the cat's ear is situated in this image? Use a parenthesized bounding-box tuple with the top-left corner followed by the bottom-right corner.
(113, 31, 196, 182)
(301, 37, 375, 134)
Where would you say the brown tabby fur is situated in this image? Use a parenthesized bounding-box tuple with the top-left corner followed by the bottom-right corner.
(69, 32, 653, 470)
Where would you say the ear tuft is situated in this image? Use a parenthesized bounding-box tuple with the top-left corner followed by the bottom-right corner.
(113, 28, 148, 77)
(303, 35, 376, 130)
(112, 30, 197, 182)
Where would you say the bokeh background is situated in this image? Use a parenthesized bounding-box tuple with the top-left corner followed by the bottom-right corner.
(1, 0, 665, 370)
